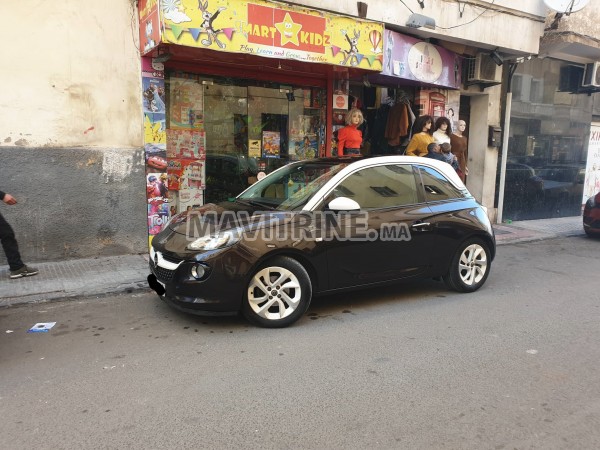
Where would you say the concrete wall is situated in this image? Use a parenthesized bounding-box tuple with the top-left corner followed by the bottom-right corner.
(464, 88, 501, 211)
(0, 0, 146, 263)
(0, 0, 143, 147)
(0, 147, 147, 263)
(540, 2, 600, 63)
(296, 0, 546, 55)
(545, 2, 600, 41)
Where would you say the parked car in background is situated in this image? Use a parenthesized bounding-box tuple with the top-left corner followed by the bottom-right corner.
(148, 156, 496, 328)
(502, 163, 544, 202)
(583, 190, 600, 237)
(535, 164, 585, 215)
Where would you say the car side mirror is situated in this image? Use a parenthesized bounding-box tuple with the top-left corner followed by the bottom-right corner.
(327, 196, 361, 211)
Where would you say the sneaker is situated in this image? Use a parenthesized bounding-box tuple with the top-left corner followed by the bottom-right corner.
(10, 265, 39, 279)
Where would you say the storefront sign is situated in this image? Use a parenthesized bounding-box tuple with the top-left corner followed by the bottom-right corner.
(379, 30, 461, 89)
(156, 0, 383, 70)
(333, 94, 348, 110)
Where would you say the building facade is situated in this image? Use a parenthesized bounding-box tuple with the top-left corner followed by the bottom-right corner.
(498, 2, 600, 221)
(1, 0, 551, 263)
(0, 0, 147, 263)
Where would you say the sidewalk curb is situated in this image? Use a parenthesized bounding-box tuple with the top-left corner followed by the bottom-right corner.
(0, 254, 152, 309)
(0, 280, 152, 308)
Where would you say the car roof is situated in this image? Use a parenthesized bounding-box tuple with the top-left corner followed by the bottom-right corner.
(297, 155, 464, 186)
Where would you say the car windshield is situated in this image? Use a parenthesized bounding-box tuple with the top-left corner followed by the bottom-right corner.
(238, 160, 350, 210)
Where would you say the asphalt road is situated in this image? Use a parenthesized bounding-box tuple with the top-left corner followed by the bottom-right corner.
(1, 236, 599, 449)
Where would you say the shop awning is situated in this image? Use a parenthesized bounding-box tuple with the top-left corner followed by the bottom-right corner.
(139, 0, 384, 72)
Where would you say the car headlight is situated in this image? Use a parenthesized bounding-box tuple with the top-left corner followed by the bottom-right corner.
(186, 228, 243, 251)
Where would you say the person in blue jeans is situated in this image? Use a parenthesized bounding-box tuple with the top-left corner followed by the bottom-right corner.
(0, 190, 39, 279)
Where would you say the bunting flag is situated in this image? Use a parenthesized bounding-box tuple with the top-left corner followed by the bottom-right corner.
(330, 46, 341, 57)
(221, 28, 235, 40)
(170, 25, 184, 40)
(189, 28, 202, 41)
(354, 54, 364, 65)
(365, 55, 383, 66)
(166, 25, 235, 44)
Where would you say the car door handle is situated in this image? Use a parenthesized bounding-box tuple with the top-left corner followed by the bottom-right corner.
(411, 222, 431, 230)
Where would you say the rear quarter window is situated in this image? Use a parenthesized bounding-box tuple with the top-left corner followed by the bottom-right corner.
(417, 166, 467, 202)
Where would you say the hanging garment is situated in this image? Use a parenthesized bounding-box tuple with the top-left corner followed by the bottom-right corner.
(384, 102, 410, 146)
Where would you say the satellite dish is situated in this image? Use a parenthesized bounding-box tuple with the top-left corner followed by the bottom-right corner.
(543, 0, 589, 14)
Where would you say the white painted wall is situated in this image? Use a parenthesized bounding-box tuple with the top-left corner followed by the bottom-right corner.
(297, 0, 546, 54)
(0, 0, 143, 148)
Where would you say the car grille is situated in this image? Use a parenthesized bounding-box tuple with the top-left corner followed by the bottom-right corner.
(153, 264, 175, 282)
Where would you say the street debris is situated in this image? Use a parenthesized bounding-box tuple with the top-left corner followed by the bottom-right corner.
(28, 322, 57, 333)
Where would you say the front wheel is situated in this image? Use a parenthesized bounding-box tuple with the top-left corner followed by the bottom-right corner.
(242, 256, 312, 328)
(443, 238, 491, 293)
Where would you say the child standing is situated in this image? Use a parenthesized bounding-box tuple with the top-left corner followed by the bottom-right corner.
(440, 142, 461, 175)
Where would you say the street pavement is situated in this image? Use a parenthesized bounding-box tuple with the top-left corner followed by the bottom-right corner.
(0, 215, 585, 309)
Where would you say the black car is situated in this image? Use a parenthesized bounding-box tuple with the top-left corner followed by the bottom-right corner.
(148, 156, 496, 328)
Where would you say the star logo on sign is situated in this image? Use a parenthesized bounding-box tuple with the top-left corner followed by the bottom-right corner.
(274, 12, 302, 46)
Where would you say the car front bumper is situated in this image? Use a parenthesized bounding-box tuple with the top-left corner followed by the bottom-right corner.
(147, 254, 247, 316)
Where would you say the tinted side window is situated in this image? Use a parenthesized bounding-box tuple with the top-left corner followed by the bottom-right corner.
(332, 164, 418, 209)
(417, 166, 466, 202)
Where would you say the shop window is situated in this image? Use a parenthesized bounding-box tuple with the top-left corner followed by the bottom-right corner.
(166, 72, 325, 205)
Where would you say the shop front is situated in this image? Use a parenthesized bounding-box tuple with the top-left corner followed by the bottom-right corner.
(343, 29, 462, 157)
(499, 58, 594, 221)
(138, 0, 383, 243)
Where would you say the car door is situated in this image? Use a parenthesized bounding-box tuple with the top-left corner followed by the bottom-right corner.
(414, 164, 479, 269)
(321, 163, 436, 290)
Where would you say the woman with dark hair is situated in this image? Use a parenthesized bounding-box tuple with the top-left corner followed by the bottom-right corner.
(405, 115, 434, 157)
(433, 116, 452, 145)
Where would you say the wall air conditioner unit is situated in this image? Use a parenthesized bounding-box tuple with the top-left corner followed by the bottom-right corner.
(467, 53, 502, 83)
(582, 62, 600, 87)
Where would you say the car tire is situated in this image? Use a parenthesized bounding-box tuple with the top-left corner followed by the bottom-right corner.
(242, 256, 312, 328)
(443, 238, 491, 293)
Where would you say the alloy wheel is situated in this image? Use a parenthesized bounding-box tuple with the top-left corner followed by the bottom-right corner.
(247, 266, 303, 321)
(458, 243, 488, 286)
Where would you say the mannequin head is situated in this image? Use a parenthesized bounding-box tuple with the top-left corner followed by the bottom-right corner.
(345, 108, 364, 126)
(434, 117, 452, 136)
(456, 120, 467, 134)
(413, 115, 434, 135)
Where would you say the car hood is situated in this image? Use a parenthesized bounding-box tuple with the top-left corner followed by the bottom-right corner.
(168, 201, 292, 238)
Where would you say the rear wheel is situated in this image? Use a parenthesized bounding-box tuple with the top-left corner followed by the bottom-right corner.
(443, 238, 491, 293)
(242, 256, 312, 328)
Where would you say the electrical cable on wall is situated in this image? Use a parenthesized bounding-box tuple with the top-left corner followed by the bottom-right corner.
(398, 0, 414, 14)
(437, 0, 496, 30)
